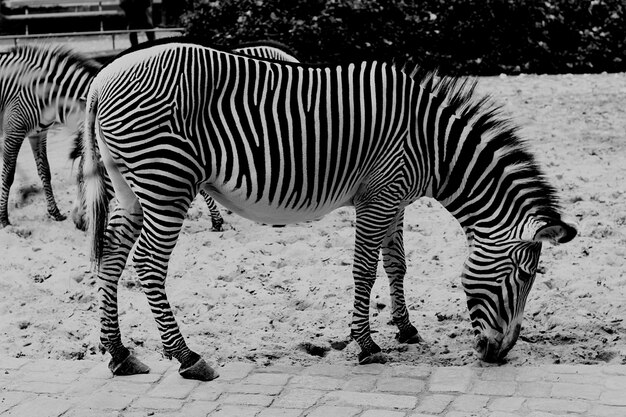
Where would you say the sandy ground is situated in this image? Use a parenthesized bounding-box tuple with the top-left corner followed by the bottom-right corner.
(0, 68, 624, 370)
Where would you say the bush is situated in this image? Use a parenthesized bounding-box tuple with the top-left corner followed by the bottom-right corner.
(182, 0, 626, 75)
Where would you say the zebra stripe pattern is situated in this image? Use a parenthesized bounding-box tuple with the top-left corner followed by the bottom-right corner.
(0, 45, 98, 227)
(83, 42, 576, 380)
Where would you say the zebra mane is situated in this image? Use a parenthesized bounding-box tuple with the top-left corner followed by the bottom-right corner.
(7, 43, 100, 75)
(400, 63, 562, 219)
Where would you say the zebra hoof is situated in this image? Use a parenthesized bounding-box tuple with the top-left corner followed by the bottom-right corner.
(396, 326, 425, 344)
(358, 351, 387, 365)
(109, 354, 150, 376)
(49, 210, 67, 222)
(179, 358, 219, 381)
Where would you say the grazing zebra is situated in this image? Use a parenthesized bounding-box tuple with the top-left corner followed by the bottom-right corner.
(0, 45, 98, 227)
(70, 40, 299, 231)
(82, 41, 576, 380)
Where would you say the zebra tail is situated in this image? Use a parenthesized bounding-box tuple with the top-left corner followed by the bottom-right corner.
(83, 88, 108, 270)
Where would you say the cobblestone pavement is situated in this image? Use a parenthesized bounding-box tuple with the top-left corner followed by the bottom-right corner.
(0, 357, 625, 416)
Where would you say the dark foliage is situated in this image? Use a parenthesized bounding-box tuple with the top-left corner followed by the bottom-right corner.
(182, 0, 626, 75)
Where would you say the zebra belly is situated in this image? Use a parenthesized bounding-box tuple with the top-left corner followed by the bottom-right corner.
(204, 184, 354, 225)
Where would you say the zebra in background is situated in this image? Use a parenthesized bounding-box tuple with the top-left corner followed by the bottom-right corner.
(0, 45, 98, 227)
(82, 42, 576, 380)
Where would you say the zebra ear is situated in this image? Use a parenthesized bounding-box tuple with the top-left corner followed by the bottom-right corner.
(530, 220, 577, 245)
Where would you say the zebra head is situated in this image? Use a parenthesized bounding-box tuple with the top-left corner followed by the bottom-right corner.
(463, 217, 577, 362)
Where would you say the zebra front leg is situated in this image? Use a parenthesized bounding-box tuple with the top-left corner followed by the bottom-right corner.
(132, 207, 218, 381)
(351, 197, 402, 364)
(28, 131, 66, 221)
(382, 208, 423, 344)
(200, 189, 224, 231)
(98, 203, 149, 375)
(0, 130, 27, 227)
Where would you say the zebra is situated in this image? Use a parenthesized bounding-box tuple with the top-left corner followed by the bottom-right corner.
(82, 41, 577, 380)
(0, 44, 99, 227)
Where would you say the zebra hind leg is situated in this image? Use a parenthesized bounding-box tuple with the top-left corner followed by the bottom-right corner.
(97, 203, 149, 375)
(382, 209, 423, 345)
(132, 205, 218, 381)
(28, 132, 66, 221)
(200, 189, 224, 231)
(0, 130, 27, 227)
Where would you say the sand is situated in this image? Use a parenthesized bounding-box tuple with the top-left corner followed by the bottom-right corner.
(0, 71, 624, 370)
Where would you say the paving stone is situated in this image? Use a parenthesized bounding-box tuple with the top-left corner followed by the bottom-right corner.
(514, 368, 547, 382)
(290, 375, 345, 390)
(415, 394, 455, 414)
(305, 405, 361, 417)
(429, 367, 474, 393)
(487, 412, 519, 417)
(550, 381, 602, 400)
(20, 359, 92, 374)
(600, 390, 626, 406)
(543, 372, 603, 385)
(542, 365, 601, 375)
(273, 388, 325, 408)
(130, 396, 185, 410)
(217, 362, 255, 381)
(408, 414, 440, 417)
(221, 393, 275, 407)
(516, 381, 553, 398)
(0, 358, 29, 370)
(526, 398, 590, 413)
(209, 405, 262, 416)
(0, 391, 33, 413)
(351, 363, 387, 375)
(178, 400, 220, 417)
(258, 408, 304, 417)
(322, 390, 417, 409)
(342, 375, 378, 392)
(360, 410, 406, 417)
(589, 404, 626, 417)
(480, 366, 518, 381)
(82, 363, 115, 380)
(602, 366, 626, 376)
(64, 377, 109, 395)
(148, 371, 200, 398)
(376, 377, 426, 394)
(471, 380, 517, 396)
(244, 372, 292, 386)
(99, 379, 154, 395)
(302, 364, 351, 378)
(604, 375, 626, 390)
(256, 365, 304, 375)
(228, 383, 284, 395)
(450, 394, 490, 411)
(3, 395, 73, 417)
(60, 409, 120, 417)
(444, 411, 481, 417)
(390, 365, 431, 379)
(10, 380, 71, 394)
(488, 396, 525, 412)
(82, 391, 138, 410)
(189, 382, 228, 401)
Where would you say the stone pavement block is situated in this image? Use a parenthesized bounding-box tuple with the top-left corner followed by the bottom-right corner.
(217, 362, 255, 381)
(444, 411, 483, 417)
(82, 363, 115, 380)
(415, 394, 454, 414)
(148, 371, 200, 398)
(408, 414, 439, 417)
(351, 363, 387, 375)
(0, 390, 32, 413)
(62, 409, 120, 417)
(322, 390, 417, 409)
(273, 388, 325, 408)
(83, 391, 138, 410)
(602, 366, 626, 376)
(258, 408, 304, 417)
(480, 366, 518, 381)
(20, 359, 89, 374)
(302, 364, 351, 378)
(544, 372, 603, 385)
(515, 368, 547, 382)
(209, 405, 262, 416)
(10, 380, 71, 394)
(600, 390, 626, 406)
(228, 383, 284, 395)
(487, 412, 519, 417)
(550, 381, 602, 400)
(361, 410, 406, 417)
(390, 365, 431, 379)
(290, 375, 344, 390)
(100, 379, 153, 395)
(64, 377, 109, 395)
(542, 365, 601, 375)
(376, 377, 426, 394)
(221, 393, 275, 407)
(342, 375, 377, 392)
(471, 380, 517, 396)
(589, 404, 626, 417)
(189, 382, 227, 401)
(256, 365, 304, 375)
(488, 396, 525, 412)
(244, 373, 292, 386)
(450, 394, 490, 411)
(526, 398, 590, 413)
(604, 375, 626, 390)
(429, 367, 474, 393)
(306, 405, 361, 417)
(130, 396, 185, 410)
(178, 400, 219, 417)
(525, 413, 562, 417)
(19, 371, 80, 384)
(516, 381, 553, 398)
(3, 395, 73, 417)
